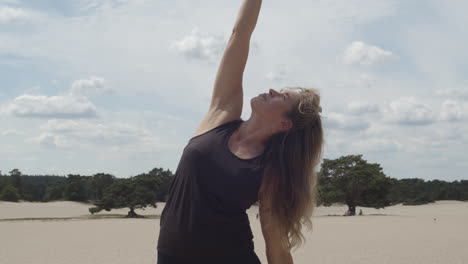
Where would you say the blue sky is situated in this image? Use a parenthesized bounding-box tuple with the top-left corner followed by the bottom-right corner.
(1, 0, 467, 181)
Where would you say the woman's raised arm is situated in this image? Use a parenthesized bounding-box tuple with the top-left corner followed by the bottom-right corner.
(208, 0, 262, 119)
(232, 0, 263, 36)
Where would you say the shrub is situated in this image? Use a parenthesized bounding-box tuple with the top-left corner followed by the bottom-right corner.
(0, 184, 21, 202)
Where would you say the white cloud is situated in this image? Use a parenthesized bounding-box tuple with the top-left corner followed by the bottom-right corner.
(350, 138, 402, 153)
(0, 1, 20, 4)
(266, 69, 288, 82)
(1, 128, 24, 136)
(383, 97, 436, 125)
(1, 94, 98, 119)
(69, 76, 113, 97)
(433, 126, 467, 143)
(343, 41, 394, 66)
(0, 76, 111, 119)
(170, 27, 226, 62)
(0, 6, 29, 24)
(42, 119, 154, 145)
(28, 132, 71, 149)
(323, 112, 369, 131)
(358, 73, 375, 89)
(407, 135, 446, 152)
(347, 101, 380, 115)
(436, 87, 468, 100)
(439, 100, 464, 121)
(28, 119, 162, 150)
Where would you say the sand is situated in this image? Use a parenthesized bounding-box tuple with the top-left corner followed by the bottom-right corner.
(1, 200, 467, 264)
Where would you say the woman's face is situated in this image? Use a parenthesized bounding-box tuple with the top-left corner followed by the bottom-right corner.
(251, 88, 301, 131)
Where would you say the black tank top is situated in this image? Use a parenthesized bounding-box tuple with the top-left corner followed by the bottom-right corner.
(157, 119, 266, 260)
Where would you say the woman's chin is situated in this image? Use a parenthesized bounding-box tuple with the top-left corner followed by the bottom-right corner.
(251, 97, 263, 107)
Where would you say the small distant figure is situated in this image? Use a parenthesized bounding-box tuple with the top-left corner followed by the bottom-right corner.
(359, 209, 363, 216)
(256, 213, 259, 219)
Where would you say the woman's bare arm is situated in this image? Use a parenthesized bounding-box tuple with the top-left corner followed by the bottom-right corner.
(259, 196, 294, 264)
(232, 0, 263, 35)
(208, 0, 262, 119)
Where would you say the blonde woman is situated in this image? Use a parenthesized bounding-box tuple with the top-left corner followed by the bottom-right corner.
(157, 0, 324, 263)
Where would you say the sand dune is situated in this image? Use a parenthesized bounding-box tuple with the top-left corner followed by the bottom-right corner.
(1, 200, 467, 264)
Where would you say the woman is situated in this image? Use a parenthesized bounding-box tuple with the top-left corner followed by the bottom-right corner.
(157, 0, 324, 263)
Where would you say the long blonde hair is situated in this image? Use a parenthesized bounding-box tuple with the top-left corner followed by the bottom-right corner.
(258, 86, 324, 252)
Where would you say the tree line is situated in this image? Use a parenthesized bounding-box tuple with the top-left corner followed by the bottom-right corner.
(1, 154, 467, 217)
(0, 168, 173, 217)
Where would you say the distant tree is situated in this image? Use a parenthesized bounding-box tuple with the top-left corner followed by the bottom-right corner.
(90, 173, 115, 201)
(147, 168, 174, 202)
(89, 167, 173, 218)
(9, 169, 22, 198)
(0, 184, 21, 202)
(0, 176, 9, 193)
(388, 178, 435, 205)
(317, 184, 345, 206)
(461, 180, 468, 200)
(21, 183, 47, 201)
(63, 174, 87, 202)
(12, 175, 67, 202)
(318, 154, 392, 215)
(44, 184, 66, 201)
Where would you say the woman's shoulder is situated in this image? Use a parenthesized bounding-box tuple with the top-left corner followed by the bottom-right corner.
(190, 117, 242, 142)
(193, 117, 242, 139)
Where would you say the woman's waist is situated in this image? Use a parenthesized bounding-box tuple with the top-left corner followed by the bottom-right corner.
(157, 225, 255, 260)
(160, 213, 253, 237)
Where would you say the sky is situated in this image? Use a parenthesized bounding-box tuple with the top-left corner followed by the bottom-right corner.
(0, 0, 467, 181)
